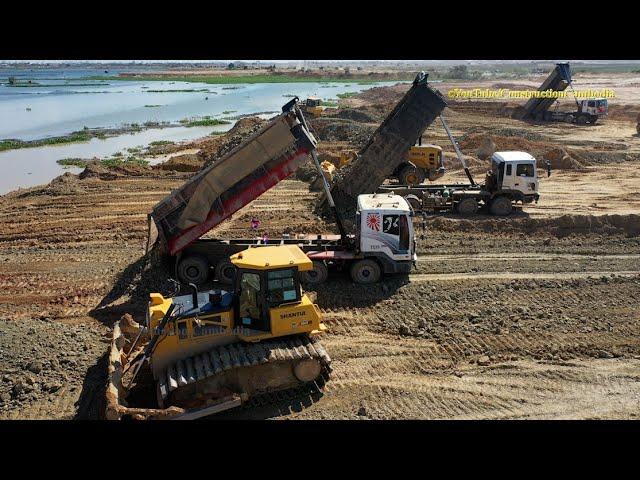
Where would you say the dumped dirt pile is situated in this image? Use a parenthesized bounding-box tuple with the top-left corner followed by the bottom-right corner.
(310, 118, 376, 148)
(204, 117, 267, 164)
(426, 214, 640, 237)
(155, 153, 203, 172)
(323, 108, 378, 124)
(459, 133, 589, 169)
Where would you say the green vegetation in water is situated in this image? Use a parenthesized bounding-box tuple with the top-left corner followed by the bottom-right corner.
(221, 110, 236, 114)
(56, 156, 149, 168)
(149, 140, 175, 146)
(336, 92, 358, 99)
(322, 100, 339, 107)
(0, 131, 93, 152)
(144, 104, 163, 108)
(87, 74, 408, 84)
(180, 117, 231, 127)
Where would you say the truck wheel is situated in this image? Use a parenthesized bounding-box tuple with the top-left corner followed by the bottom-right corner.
(576, 114, 589, 125)
(300, 261, 329, 285)
(214, 259, 237, 285)
(177, 255, 210, 285)
(456, 198, 478, 215)
(489, 196, 513, 216)
(350, 259, 381, 284)
(590, 115, 598, 125)
(404, 194, 421, 213)
(398, 165, 425, 185)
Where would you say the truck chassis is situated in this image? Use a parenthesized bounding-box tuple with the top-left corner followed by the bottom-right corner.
(378, 183, 539, 216)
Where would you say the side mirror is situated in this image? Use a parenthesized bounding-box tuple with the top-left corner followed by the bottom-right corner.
(545, 160, 552, 178)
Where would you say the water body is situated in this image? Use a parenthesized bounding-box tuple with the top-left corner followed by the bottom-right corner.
(0, 125, 217, 194)
(0, 67, 400, 194)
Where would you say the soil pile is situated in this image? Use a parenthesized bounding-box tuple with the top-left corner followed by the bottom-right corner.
(459, 133, 589, 170)
(202, 117, 267, 166)
(310, 118, 376, 148)
(156, 153, 203, 172)
(324, 108, 378, 124)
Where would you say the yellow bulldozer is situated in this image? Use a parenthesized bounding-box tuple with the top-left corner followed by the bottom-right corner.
(106, 245, 331, 420)
(326, 142, 445, 187)
(396, 140, 445, 185)
(301, 97, 326, 116)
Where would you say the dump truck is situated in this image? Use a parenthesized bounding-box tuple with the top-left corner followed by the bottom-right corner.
(322, 72, 448, 224)
(380, 151, 541, 216)
(106, 244, 332, 420)
(150, 98, 419, 287)
(378, 116, 544, 216)
(517, 62, 608, 125)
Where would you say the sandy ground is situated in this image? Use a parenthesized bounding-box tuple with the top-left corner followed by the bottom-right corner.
(1, 72, 639, 419)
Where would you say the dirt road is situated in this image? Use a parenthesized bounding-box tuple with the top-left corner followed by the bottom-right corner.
(1, 76, 639, 419)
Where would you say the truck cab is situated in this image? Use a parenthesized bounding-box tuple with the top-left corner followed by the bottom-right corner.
(578, 98, 608, 122)
(486, 151, 539, 201)
(356, 193, 416, 268)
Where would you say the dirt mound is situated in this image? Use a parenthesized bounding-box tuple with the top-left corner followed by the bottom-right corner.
(79, 161, 119, 180)
(459, 133, 588, 170)
(155, 153, 203, 172)
(201, 117, 267, 167)
(426, 214, 640, 237)
(310, 118, 375, 148)
(324, 108, 377, 124)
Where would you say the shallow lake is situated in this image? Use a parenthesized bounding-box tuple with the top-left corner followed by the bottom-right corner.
(0, 70, 400, 194)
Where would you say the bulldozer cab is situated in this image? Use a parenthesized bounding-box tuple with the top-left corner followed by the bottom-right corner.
(230, 245, 320, 334)
(306, 97, 321, 108)
(408, 143, 443, 170)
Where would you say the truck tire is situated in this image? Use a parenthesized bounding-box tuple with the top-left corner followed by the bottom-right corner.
(398, 164, 425, 185)
(489, 196, 513, 216)
(590, 115, 598, 125)
(576, 114, 589, 125)
(404, 194, 421, 213)
(177, 255, 210, 285)
(455, 198, 478, 215)
(300, 261, 329, 285)
(214, 259, 237, 285)
(350, 259, 381, 284)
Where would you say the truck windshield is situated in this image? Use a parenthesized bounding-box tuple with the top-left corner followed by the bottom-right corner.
(516, 163, 535, 177)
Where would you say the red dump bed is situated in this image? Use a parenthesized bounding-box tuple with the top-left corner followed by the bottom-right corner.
(150, 102, 317, 255)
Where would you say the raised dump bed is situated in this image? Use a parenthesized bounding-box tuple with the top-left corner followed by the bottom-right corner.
(325, 73, 447, 226)
(150, 100, 317, 256)
(519, 62, 572, 121)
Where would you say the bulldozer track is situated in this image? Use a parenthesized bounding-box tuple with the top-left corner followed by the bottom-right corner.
(158, 335, 332, 410)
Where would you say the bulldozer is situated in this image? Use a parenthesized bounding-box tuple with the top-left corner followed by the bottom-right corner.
(106, 244, 331, 420)
(301, 97, 326, 116)
(395, 140, 445, 185)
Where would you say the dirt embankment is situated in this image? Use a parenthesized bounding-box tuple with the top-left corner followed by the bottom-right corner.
(426, 214, 640, 237)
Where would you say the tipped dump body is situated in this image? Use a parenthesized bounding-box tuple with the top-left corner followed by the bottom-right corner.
(150, 105, 316, 255)
(520, 63, 572, 120)
(325, 73, 447, 224)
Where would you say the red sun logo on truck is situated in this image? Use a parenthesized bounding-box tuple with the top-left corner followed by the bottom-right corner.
(366, 213, 381, 231)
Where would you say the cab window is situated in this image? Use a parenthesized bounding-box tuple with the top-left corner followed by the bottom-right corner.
(506, 164, 512, 176)
(516, 163, 534, 177)
(239, 272, 262, 322)
(383, 215, 400, 235)
(266, 269, 299, 305)
(588, 100, 595, 107)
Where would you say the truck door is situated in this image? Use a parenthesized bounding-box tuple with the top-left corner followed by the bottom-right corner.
(513, 162, 537, 195)
(500, 162, 515, 191)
